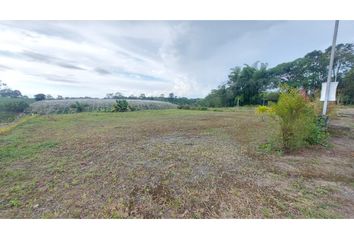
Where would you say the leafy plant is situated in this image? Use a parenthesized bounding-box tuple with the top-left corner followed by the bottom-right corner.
(9, 199, 21, 207)
(70, 101, 88, 113)
(255, 105, 271, 121)
(271, 86, 327, 152)
(2, 101, 29, 113)
(112, 100, 129, 112)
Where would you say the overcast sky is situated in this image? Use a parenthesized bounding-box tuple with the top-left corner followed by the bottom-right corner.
(0, 21, 353, 98)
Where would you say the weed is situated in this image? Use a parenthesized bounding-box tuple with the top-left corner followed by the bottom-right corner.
(9, 199, 21, 207)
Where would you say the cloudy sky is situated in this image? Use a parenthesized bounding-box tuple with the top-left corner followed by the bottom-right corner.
(0, 21, 353, 98)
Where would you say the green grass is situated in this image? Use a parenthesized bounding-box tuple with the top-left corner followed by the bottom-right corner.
(0, 108, 353, 218)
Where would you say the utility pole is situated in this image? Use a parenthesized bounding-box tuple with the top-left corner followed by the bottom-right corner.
(322, 20, 339, 116)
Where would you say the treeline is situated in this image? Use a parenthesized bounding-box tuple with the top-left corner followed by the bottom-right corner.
(104, 92, 202, 106)
(32, 91, 202, 106)
(201, 43, 354, 107)
(0, 81, 25, 98)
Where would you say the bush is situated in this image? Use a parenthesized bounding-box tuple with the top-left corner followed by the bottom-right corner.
(271, 87, 327, 152)
(70, 101, 88, 113)
(177, 105, 191, 110)
(112, 100, 129, 112)
(177, 105, 208, 111)
(1, 101, 29, 113)
(255, 105, 271, 121)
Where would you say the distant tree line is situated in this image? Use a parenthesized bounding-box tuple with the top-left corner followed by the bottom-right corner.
(201, 43, 354, 107)
(0, 80, 24, 98)
(104, 91, 202, 106)
(2, 43, 353, 108)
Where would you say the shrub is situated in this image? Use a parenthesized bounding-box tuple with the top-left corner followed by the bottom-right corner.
(112, 100, 129, 112)
(177, 105, 208, 111)
(307, 116, 329, 146)
(1, 101, 29, 113)
(70, 101, 88, 113)
(255, 105, 271, 121)
(177, 105, 191, 110)
(271, 87, 327, 152)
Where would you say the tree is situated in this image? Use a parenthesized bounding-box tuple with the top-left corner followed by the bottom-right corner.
(269, 43, 354, 97)
(168, 93, 174, 99)
(203, 62, 269, 107)
(34, 93, 46, 101)
(340, 68, 354, 104)
(105, 93, 114, 99)
(0, 88, 22, 98)
(46, 94, 54, 100)
(0, 80, 7, 90)
(57, 95, 63, 100)
(325, 43, 354, 83)
(139, 93, 146, 99)
(113, 92, 124, 99)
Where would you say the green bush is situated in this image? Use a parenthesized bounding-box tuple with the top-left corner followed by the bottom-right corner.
(271, 87, 327, 152)
(255, 105, 271, 121)
(1, 101, 29, 113)
(70, 101, 88, 113)
(307, 116, 329, 146)
(112, 100, 129, 112)
(177, 105, 208, 111)
(177, 105, 191, 110)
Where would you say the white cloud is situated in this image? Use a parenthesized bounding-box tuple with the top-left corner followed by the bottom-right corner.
(0, 21, 353, 98)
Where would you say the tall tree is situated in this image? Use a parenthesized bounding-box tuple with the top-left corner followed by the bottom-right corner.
(34, 93, 46, 101)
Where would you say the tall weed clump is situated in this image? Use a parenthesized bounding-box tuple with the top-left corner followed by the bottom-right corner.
(271, 87, 327, 152)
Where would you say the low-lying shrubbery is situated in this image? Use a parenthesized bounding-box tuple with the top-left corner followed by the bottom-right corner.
(0, 97, 33, 123)
(29, 99, 177, 114)
(177, 105, 208, 111)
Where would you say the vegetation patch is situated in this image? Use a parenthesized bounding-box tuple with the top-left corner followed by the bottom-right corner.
(29, 99, 177, 114)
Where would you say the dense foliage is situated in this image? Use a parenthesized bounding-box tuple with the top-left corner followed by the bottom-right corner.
(202, 43, 354, 107)
(271, 87, 328, 152)
(112, 100, 129, 112)
(104, 92, 202, 107)
(0, 80, 23, 98)
(34, 94, 46, 101)
(0, 97, 33, 123)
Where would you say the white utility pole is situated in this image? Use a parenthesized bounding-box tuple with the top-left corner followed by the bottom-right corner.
(322, 20, 339, 116)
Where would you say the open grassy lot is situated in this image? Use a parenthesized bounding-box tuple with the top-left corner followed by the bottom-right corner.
(0, 108, 353, 218)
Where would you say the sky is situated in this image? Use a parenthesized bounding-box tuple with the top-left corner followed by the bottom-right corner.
(0, 20, 353, 98)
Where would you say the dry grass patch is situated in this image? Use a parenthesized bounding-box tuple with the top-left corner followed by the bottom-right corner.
(0, 109, 353, 218)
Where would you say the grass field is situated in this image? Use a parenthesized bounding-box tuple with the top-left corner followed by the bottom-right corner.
(0, 108, 353, 218)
